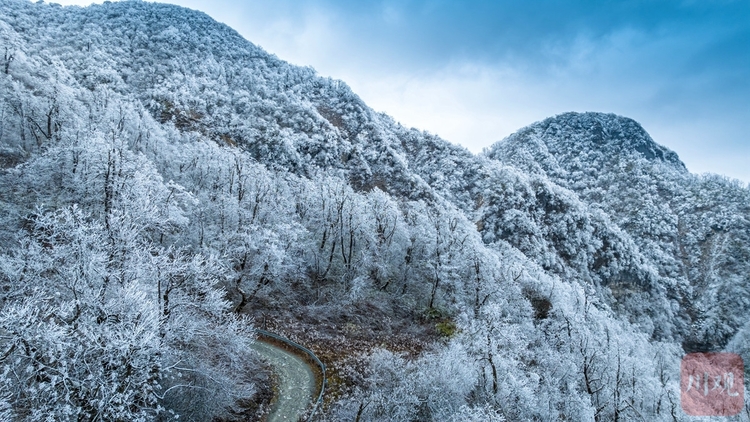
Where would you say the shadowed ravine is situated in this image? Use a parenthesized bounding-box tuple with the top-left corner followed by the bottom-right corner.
(250, 340, 317, 421)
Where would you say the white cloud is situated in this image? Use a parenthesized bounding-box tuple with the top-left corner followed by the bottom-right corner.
(337, 63, 553, 151)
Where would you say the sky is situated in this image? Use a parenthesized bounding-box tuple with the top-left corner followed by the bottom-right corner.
(50, 0, 750, 183)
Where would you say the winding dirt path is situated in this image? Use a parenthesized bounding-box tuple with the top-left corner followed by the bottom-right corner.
(250, 340, 317, 422)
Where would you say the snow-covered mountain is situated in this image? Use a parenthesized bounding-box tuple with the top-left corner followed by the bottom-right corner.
(0, 1, 747, 420)
(487, 112, 750, 351)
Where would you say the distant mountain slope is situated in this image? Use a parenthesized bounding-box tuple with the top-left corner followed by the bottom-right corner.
(486, 112, 750, 349)
(487, 112, 687, 179)
(388, 124, 686, 338)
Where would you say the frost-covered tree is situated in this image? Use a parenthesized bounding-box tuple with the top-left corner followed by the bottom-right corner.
(0, 1, 744, 421)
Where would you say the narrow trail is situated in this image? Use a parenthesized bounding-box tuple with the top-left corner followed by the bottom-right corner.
(250, 340, 317, 422)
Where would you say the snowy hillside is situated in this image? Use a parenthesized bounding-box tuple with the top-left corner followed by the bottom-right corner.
(0, 1, 747, 420)
(487, 112, 750, 351)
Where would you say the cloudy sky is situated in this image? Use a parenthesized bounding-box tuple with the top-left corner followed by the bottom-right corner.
(53, 0, 750, 183)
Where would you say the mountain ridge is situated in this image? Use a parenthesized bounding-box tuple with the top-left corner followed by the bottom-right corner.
(486, 111, 687, 179)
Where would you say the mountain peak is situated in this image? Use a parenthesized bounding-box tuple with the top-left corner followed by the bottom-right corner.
(543, 112, 684, 165)
(486, 112, 687, 178)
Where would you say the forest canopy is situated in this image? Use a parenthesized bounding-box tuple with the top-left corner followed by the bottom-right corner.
(0, 1, 748, 420)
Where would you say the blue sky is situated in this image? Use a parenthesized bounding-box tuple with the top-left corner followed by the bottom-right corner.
(53, 0, 750, 183)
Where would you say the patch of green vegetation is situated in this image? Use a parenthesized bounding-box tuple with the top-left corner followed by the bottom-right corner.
(435, 320, 458, 338)
(423, 307, 458, 338)
(423, 307, 447, 320)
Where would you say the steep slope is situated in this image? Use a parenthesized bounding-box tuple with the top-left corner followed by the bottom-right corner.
(486, 112, 750, 349)
(390, 126, 688, 339)
(1, 0, 668, 331)
(0, 0, 430, 198)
